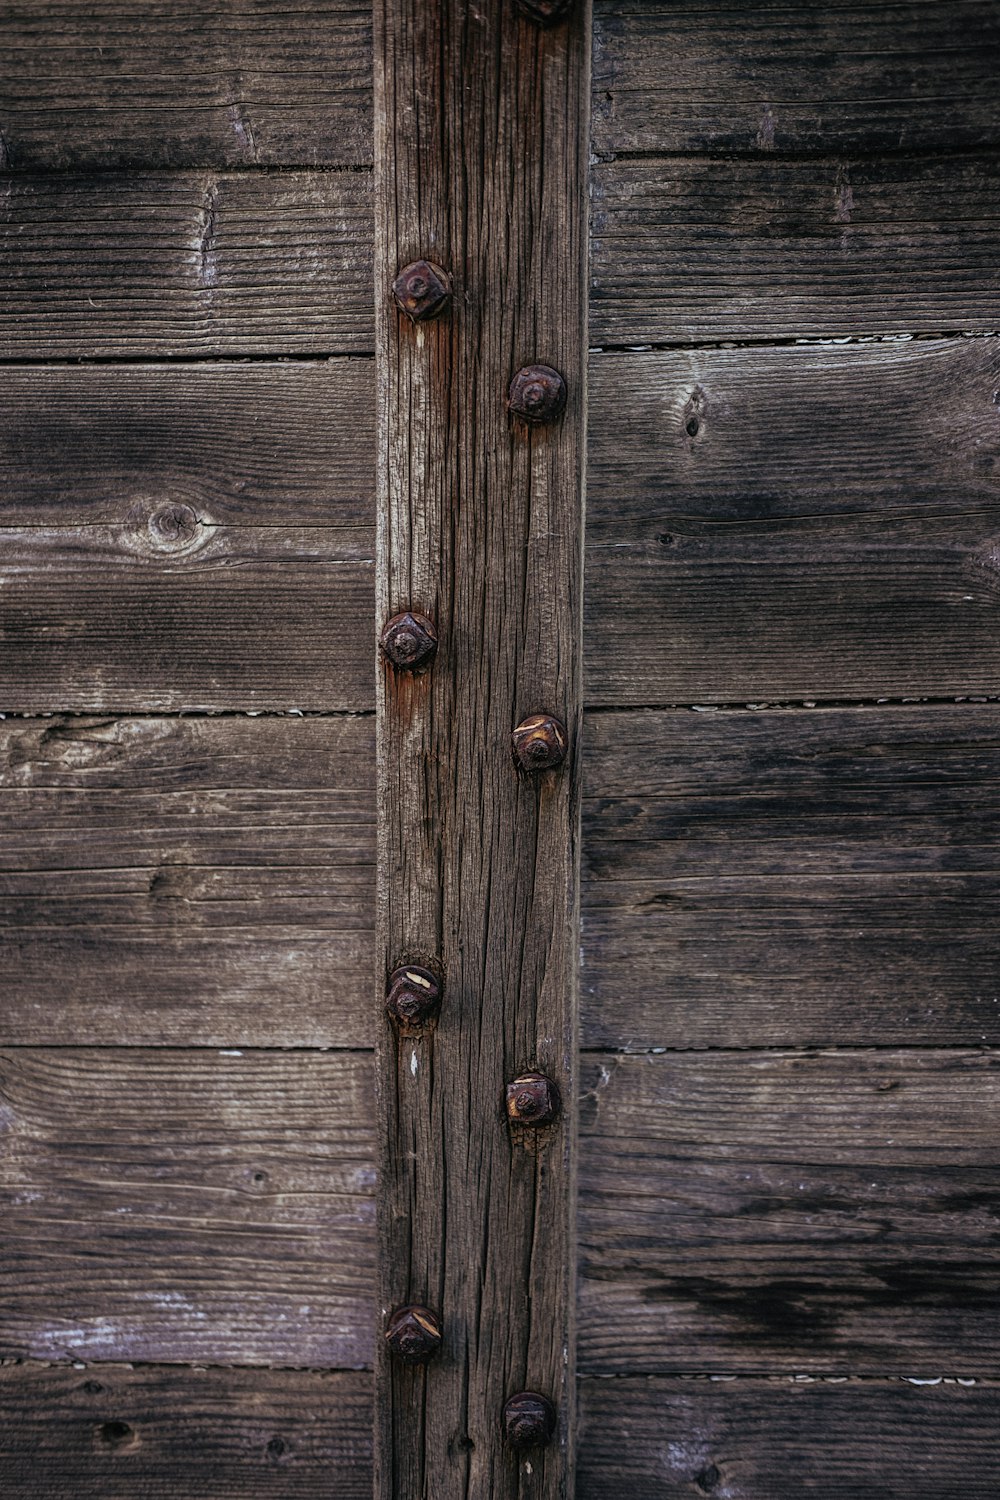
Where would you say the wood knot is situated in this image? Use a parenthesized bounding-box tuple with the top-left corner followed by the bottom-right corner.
(96, 1420, 140, 1453)
(125, 499, 206, 557)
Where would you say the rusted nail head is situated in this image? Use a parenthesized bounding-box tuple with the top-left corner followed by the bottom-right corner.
(514, 0, 574, 26)
(503, 1391, 557, 1449)
(512, 713, 568, 773)
(506, 1071, 560, 1127)
(385, 964, 442, 1027)
(380, 611, 438, 672)
(385, 1304, 442, 1364)
(508, 364, 567, 426)
(392, 259, 452, 323)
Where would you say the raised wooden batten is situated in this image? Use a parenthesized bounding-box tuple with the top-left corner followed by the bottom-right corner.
(373, 0, 590, 1493)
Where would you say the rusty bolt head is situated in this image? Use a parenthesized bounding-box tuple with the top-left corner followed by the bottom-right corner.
(508, 364, 567, 426)
(392, 259, 452, 323)
(380, 611, 438, 672)
(506, 1071, 560, 1127)
(503, 1391, 557, 1449)
(512, 713, 568, 773)
(385, 1304, 442, 1364)
(385, 964, 441, 1027)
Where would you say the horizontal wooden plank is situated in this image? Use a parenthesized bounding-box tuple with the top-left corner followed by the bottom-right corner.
(585, 339, 1000, 703)
(0, 360, 375, 525)
(0, 172, 373, 357)
(579, 1376, 1000, 1499)
(579, 1049, 1000, 1375)
(591, 155, 1000, 345)
(583, 703, 1000, 1049)
(593, 0, 1000, 156)
(1, 2, 372, 170)
(0, 1049, 375, 1368)
(0, 716, 374, 1047)
(0, 1362, 372, 1498)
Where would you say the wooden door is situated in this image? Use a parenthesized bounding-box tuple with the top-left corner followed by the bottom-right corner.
(2, 4, 1000, 1496)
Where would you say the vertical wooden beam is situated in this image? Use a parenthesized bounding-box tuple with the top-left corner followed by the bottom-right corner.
(373, 0, 589, 1495)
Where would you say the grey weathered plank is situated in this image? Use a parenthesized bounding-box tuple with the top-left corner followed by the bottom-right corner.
(0, 172, 373, 357)
(591, 155, 1000, 345)
(0, 1049, 375, 1368)
(373, 0, 589, 1494)
(582, 703, 1000, 1049)
(593, 0, 1000, 157)
(0, 2, 372, 170)
(579, 1049, 1000, 1375)
(586, 340, 1000, 703)
(0, 1362, 373, 1499)
(578, 1376, 1000, 1499)
(0, 360, 375, 525)
(0, 715, 374, 1047)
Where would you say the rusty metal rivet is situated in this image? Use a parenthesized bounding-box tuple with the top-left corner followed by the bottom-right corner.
(514, 0, 574, 26)
(380, 611, 438, 672)
(512, 713, 568, 773)
(508, 364, 567, 426)
(503, 1391, 557, 1449)
(506, 1071, 560, 1127)
(392, 259, 452, 323)
(385, 964, 441, 1027)
(384, 1304, 442, 1364)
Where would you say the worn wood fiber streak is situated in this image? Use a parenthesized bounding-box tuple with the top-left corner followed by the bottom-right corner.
(0, 715, 374, 1047)
(592, 1, 1000, 156)
(583, 704, 1000, 1049)
(374, 1, 589, 1495)
(0, 1, 372, 169)
(0, 172, 373, 357)
(578, 1377, 1000, 1499)
(591, 155, 1000, 345)
(0, 1050, 375, 1369)
(0, 1362, 373, 1499)
(578, 1050, 1000, 1375)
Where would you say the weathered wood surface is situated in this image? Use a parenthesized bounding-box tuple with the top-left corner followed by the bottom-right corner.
(591, 155, 1000, 345)
(0, 715, 374, 1047)
(0, 361, 374, 525)
(583, 703, 1000, 1049)
(0, 1049, 375, 1368)
(374, 0, 588, 1493)
(593, 0, 1000, 157)
(579, 1050, 1000, 1375)
(0, 1362, 373, 1499)
(578, 1377, 1000, 1499)
(0, 2, 372, 170)
(0, 173, 373, 358)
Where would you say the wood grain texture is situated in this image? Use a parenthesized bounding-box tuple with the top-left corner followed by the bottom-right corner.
(0, 1, 372, 169)
(579, 1049, 1000, 1375)
(578, 1377, 1000, 1499)
(586, 338, 1000, 704)
(593, 0, 1000, 157)
(0, 715, 374, 1047)
(374, 0, 589, 1494)
(0, 172, 373, 357)
(583, 703, 1000, 1049)
(0, 1362, 373, 1499)
(0, 1049, 375, 1368)
(590, 155, 1000, 345)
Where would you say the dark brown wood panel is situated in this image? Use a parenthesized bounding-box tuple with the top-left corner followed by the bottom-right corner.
(593, 1, 1000, 157)
(0, 2, 372, 170)
(0, 1049, 375, 1368)
(582, 703, 1000, 1049)
(0, 1362, 373, 1499)
(591, 155, 1000, 345)
(586, 339, 1000, 704)
(0, 715, 374, 1047)
(0, 360, 375, 525)
(0, 172, 373, 357)
(578, 1050, 1000, 1375)
(579, 1376, 1000, 1499)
